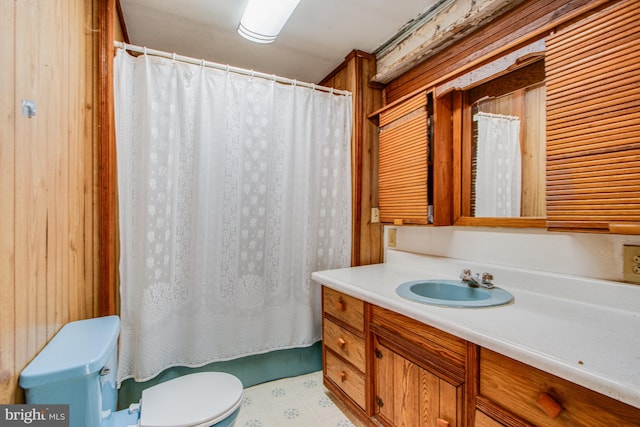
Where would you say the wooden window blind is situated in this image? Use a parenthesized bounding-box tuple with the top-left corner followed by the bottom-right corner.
(378, 91, 429, 224)
(545, 0, 640, 232)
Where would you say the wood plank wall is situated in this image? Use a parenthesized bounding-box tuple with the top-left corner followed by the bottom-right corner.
(0, 0, 100, 403)
(319, 51, 384, 266)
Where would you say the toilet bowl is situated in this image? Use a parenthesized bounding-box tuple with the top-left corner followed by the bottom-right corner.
(19, 316, 243, 427)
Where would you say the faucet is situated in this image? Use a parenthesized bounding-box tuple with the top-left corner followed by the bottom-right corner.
(460, 269, 494, 289)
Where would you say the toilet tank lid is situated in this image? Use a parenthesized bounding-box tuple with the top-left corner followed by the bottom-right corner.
(20, 316, 120, 389)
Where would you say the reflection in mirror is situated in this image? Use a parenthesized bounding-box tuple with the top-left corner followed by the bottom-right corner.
(471, 82, 546, 217)
(462, 61, 546, 219)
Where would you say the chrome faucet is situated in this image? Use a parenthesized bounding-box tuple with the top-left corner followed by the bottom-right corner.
(460, 269, 494, 289)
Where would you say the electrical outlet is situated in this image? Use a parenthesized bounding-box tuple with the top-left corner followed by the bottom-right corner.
(623, 245, 640, 284)
(387, 228, 397, 248)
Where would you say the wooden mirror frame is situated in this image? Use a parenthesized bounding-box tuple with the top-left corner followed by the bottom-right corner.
(449, 60, 547, 228)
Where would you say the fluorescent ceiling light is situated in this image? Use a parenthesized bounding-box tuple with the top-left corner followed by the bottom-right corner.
(238, 0, 301, 44)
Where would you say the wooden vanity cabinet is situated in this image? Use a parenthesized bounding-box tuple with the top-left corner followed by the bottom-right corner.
(322, 287, 368, 416)
(370, 305, 471, 427)
(322, 287, 474, 426)
(322, 286, 640, 426)
(475, 348, 640, 426)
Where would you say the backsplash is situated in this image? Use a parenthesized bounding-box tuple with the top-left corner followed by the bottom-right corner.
(385, 226, 640, 283)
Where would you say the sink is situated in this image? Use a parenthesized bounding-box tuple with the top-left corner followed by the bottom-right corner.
(396, 279, 514, 308)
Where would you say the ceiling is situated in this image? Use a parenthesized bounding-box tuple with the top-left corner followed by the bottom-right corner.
(119, 0, 438, 84)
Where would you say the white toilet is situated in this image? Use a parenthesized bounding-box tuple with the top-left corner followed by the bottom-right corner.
(20, 316, 243, 427)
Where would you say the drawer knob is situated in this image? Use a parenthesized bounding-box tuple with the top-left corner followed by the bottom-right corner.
(436, 419, 450, 427)
(336, 299, 345, 311)
(339, 371, 347, 382)
(537, 392, 563, 419)
(337, 337, 346, 348)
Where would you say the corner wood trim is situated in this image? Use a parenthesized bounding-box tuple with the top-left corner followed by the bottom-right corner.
(98, 0, 118, 316)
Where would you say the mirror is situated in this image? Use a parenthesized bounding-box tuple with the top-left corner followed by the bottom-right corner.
(457, 59, 546, 226)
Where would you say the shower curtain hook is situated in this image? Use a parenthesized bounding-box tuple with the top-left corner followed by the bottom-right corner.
(143, 46, 148, 56)
(122, 42, 127, 53)
(172, 52, 176, 62)
(293, 79, 297, 87)
(226, 64, 230, 73)
(250, 70, 255, 78)
(311, 84, 316, 91)
(201, 59, 205, 68)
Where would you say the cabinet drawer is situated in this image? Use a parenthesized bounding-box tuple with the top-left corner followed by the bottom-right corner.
(323, 287, 364, 332)
(325, 349, 366, 409)
(479, 349, 640, 426)
(323, 319, 365, 372)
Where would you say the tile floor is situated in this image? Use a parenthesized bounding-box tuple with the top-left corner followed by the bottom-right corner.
(235, 370, 363, 427)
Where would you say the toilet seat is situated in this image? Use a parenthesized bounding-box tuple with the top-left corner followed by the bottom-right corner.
(139, 372, 243, 427)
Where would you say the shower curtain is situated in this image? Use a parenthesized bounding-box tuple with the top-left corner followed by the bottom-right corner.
(473, 112, 521, 217)
(114, 49, 352, 383)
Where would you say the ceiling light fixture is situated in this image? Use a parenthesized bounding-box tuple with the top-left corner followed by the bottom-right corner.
(237, 0, 301, 44)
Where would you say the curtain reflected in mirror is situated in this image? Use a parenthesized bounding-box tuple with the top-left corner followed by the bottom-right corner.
(472, 112, 521, 217)
(469, 81, 546, 218)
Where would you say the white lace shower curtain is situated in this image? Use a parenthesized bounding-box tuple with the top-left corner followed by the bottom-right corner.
(114, 49, 352, 383)
(473, 112, 521, 217)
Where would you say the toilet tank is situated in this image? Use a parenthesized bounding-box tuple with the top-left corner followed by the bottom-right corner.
(20, 316, 120, 427)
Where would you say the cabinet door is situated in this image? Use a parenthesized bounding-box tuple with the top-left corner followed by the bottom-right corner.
(374, 337, 461, 427)
(546, 0, 640, 233)
(378, 91, 430, 225)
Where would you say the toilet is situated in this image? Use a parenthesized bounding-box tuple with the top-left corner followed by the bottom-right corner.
(19, 316, 243, 427)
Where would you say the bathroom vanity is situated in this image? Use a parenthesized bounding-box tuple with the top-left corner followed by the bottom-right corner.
(314, 250, 640, 426)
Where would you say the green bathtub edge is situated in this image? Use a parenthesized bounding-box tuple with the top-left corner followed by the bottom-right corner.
(117, 341, 323, 408)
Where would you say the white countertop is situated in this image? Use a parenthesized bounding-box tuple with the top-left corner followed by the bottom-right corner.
(311, 250, 640, 409)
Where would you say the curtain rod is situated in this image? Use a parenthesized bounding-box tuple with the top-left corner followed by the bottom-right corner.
(114, 41, 351, 97)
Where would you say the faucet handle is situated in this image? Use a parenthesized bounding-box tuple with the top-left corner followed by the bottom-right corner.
(481, 272, 494, 286)
(460, 268, 472, 280)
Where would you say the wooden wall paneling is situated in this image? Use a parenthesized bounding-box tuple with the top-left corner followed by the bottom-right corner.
(433, 90, 454, 226)
(44, 0, 68, 339)
(450, 92, 463, 222)
(98, 0, 118, 315)
(2, 0, 99, 403)
(358, 55, 383, 266)
(321, 55, 359, 265)
(86, 0, 100, 316)
(15, 0, 49, 393)
(0, 0, 16, 405)
(383, 0, 602, 103)
(115, 0, 129, 43)
(523, 84, 546, 217)
(319, 51, 383, 266)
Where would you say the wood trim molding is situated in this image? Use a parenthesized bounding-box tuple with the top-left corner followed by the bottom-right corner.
(319, 50, 383, 267)
(116, 0, 130, 44)
(98, 0, 117, 316)
(383, 0, 610, 104)
(318, 50, 376, 88)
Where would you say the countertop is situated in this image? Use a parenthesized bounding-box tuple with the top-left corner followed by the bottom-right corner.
(311, 250, 640, 409)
